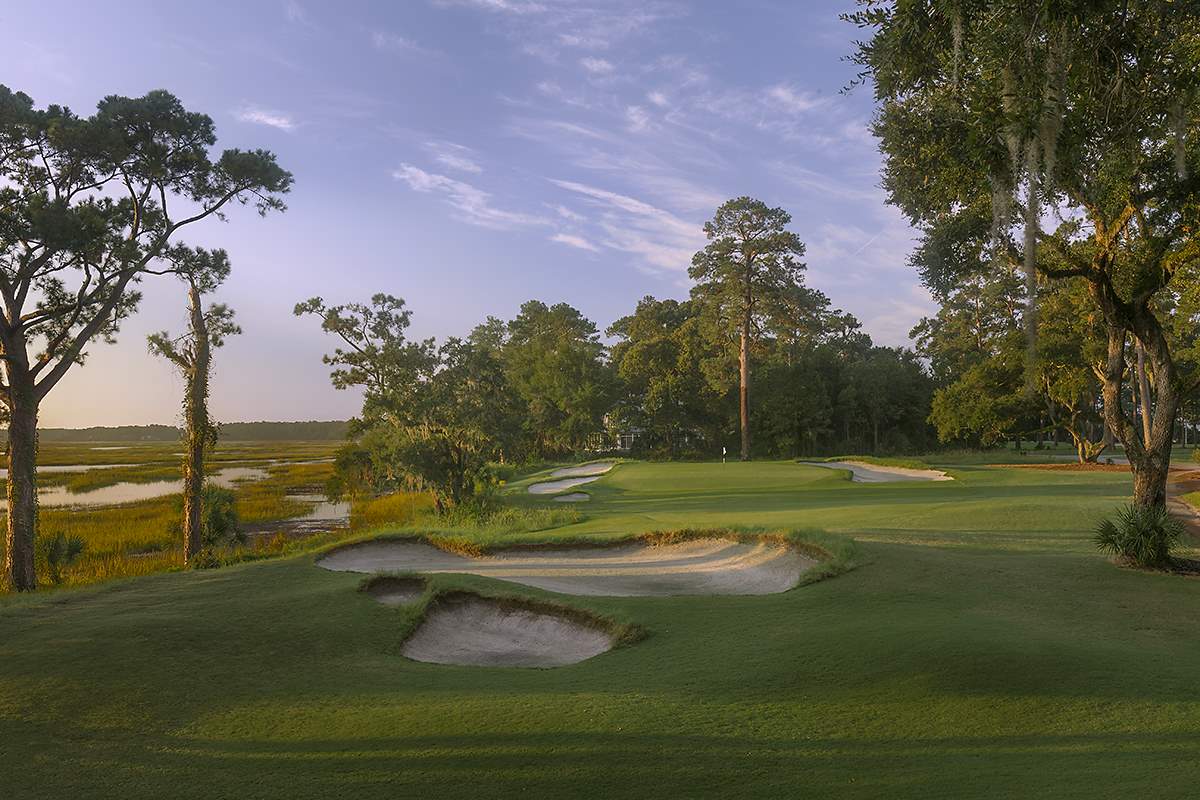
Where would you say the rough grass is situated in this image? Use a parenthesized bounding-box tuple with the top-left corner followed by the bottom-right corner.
(6, 460, 1200, 798)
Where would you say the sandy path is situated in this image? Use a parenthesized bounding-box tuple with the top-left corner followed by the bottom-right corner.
(801, 460, 952, 483)
(400, 597, 612, 667)
(318, 537, 814, 596)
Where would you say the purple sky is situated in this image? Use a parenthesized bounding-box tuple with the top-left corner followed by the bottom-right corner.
(1, 0, 933, 427)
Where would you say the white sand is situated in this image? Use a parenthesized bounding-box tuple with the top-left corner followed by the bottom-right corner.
(365, 577, 425, 606)
(527, 462, 616, 494)
(400, 597, 612, 667)
(550, 462, 615, 479)
(553, 493, 590, 503)
(318, 537, 814, 597)
(801, 460, 951, 483)
(528, 476, 603, 494)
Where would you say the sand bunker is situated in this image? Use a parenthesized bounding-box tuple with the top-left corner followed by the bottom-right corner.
(319, 537, 813, 596)
(550, 462, 615, 479)
(364, 576, 426, 606)
(553, 493, 590, 502)
(528, 462, 615, 495)
(528, 476, 603, 494)
(802, 460, 952, 483)
(400, 595, 613, 667)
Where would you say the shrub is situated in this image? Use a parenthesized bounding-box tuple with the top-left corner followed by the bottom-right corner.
(1094, 504, 1183, 568)
(170, 483, 242, 548)
(37, 532, 85, 585)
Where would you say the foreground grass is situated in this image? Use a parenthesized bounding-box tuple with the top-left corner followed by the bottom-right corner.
(3, 460, 1200, 797)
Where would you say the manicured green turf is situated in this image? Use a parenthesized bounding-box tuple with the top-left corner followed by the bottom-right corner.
(3, 460, 1199, 798)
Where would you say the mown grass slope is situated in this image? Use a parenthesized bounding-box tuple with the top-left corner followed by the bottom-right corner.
(2, 460, 1199, 799)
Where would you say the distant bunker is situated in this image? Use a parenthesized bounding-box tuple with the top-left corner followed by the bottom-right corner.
(801, 460, 952, 483)
(527, 461, 615, 495)
(319, 536, 815, 597)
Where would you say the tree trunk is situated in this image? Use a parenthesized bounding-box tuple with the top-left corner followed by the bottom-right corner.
(738, 316, 750, 461)
(4, 382, 39, 592)
(181, 284, 211, 562)
(1136, 340, 1152, 445)
(1097, 319, 1177, 510)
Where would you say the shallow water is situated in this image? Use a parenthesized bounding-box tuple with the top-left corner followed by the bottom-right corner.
(0, 466, 270, 509)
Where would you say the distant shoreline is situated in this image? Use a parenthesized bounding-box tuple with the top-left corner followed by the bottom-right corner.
(30, 421, 349, 442)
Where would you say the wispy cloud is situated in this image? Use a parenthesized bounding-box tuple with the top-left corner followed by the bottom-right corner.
(580, 57, 614, 74)
(551, 233, 599, 252)
(435, 0, 547, 13)
(550, 178, 703, 272)
(625, 105, 651, 132)
(235, 106, 296, 131)
(371, 30, 431, 54)
(283, 0, 314, 27)
(394, 165, 547, 230)
(425, 141, 483, 173)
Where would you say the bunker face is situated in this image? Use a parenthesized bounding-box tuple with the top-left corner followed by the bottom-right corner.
(401, 597, 613, 667)
(802, 460, 952, 483)
(319, 537, 814, 596)
(365, 576, 425, 606)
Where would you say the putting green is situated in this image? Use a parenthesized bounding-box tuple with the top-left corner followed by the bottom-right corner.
(3, 459, 1199, 799)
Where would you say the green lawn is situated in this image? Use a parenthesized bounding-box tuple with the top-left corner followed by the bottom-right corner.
(3, 460, 1199, 798)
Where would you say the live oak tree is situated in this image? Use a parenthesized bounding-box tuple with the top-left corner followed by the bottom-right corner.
(299, 296, 517, 511)
(606, 296, 724, 456)
(0, 87, 291, 591)
(147, 248, 241, 563)
(503, 300, 611, 458)
(849, 1, 1200, 507)
(293, 294, 437, 425)
(689, 197, 808, 460)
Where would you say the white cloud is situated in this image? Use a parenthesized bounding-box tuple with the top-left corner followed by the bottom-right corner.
(581, 57, 614, 74)
(235, 106, 296, 131)
(283, 1, 313, 26)
(764, 84, 825, 114)
(625, 105, 651, 132)
(371, 31, 421, 52)
(559, 33, 608, 49)
(647, 91, 669, 108)
(425, 141, 483, 174)
(436, 0, 546, 13)
(551, 233, 599, 252)
(550, 178, 704, 272)
(394, 164, 547, 230)
(554, 204, 585, 222)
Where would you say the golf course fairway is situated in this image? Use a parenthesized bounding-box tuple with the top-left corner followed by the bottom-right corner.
(3, 459, 1199, 799)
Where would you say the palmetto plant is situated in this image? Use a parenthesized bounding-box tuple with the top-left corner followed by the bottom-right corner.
(1094, 505, 1183, 568)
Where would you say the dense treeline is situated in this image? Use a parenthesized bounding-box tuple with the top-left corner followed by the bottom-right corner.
(303, 198, 934, 508)
(37, 421, 349, 443)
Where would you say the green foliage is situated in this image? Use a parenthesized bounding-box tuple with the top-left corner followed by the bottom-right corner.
(1094, 504, 1183, 568)
(504, 300, 612, 457)
(171, 484, 241, 548)
(36, 532, 85, 585)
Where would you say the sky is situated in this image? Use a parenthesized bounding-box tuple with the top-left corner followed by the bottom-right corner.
(0, 0, 934, 428)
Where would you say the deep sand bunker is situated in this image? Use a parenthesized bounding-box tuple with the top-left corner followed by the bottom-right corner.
(400, 595, 613, 667)
(527, 461, 615, 495)
(319, 537, 814, 596)
(801, 460, 952, 483)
